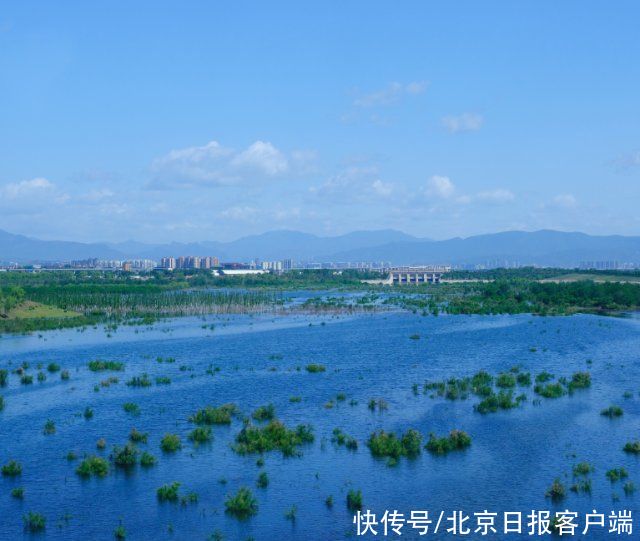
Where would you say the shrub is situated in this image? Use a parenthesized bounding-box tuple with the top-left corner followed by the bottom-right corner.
(112, 444, 138, 468)
(190, 404, 236, 425)
(347, 489, 362, 511)
(140, 451, 157, 467)
(425, 430, 472, 455)
(20, 374, 33, 385)
(129, 428, 148, 443)
(252, 404, 275, 422)
(606, 468, 628, 483)
(305, 364, 326, 373)
(474, 391, 520, 413)
(495, 373, 516, 388)
(47, 363, 60, 373)
(0, 369, 7, 386)
(601, 405, 623, 418)
(2, 460, 22, 476)
(573, 462, 594, 476)
(76, 456, 109, 477)
(189, 426, 212, 443)
(545, 479, 566, 501)
(234, 420, 314, 457)
(84, 407, 94, 420)
(568, 371, 591, 391)
(43, 419, 56, 435)
(368, 429, 423, 460)
(256, 471, 269, 488)
(224, 487, 258, 518)
(88, 360, 124, 372)
(60, 370, 70, 380)
(160, 433, 182, 453)
(23, 512, 46, 532)
(157, 482, 181, 502)
(534, 383, 565, 399)
(11, 487, 24, 499)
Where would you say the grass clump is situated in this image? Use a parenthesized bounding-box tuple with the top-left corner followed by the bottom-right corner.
(76, 456, 109, 478)
(346, 489, 362, 511)
(157, 482, 181, 502)
(535, 371, 554, 383)
(112, 444, 139, 468)
(252, 404, 275, 422)
(495, 373, 516, 388)
(43, 419, 56, 435)
(189, 426, 212, 443)
(425, 430, 472, 455)
(474, 390, 523, 413)
(534, 382, 565, 399)
(601, 405, 623, 418)
(568, 371, 591, 391)
(606, 468, 628, 483)
(573, 462, 594, 476)
(155, 376, 171, 385)
(331, 428, 358, 450)
(23, 512, 46, 532)
(623, 441, 640, 454)
(289, 396, 302, 403)
(83, 407, 94, 420)
(305, 364, 326, 373)
(122, 402, 139, 415)
(160, 433, 182, 453)
(224, 487, 258, 518)
(256, 471, 269, 488)
(140, 451, 157, 467)
(545, 479, 566, 501)
(2, 460, 22, 476)
(88, 360, 124, 372)
(129, 428, 148, 443)
(60, 370, 70, 380)
(516, 372, 532, 386)
(624, 481, 636, 495)
(11, 487, 24, 499)
(114, 524, 126, 539)
(20, 374, 33, 385)
(0, 369, 7, 386)
(47, 362, 60, 373)
(190, 403, 237, 425)
(570, 479, 592, 494)
(367, 429, 422, 460)
(234, 420, 314, 457)
(126, 374, 152, 387)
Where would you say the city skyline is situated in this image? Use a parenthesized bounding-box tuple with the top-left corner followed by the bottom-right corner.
(2, 2, 640, 243)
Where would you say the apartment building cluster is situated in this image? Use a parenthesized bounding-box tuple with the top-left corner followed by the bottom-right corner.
(160, 256, 219, 270)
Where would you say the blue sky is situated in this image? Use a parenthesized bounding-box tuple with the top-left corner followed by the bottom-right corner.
(1, 1, 639, 243)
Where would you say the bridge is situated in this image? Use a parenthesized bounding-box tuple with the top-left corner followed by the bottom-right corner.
(388, 265, 451, 285)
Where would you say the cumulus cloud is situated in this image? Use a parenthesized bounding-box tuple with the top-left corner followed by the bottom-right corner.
(354, 81, 428, 107)
(424, 175, 455, 199)
(371, 179, 393, 197)
(149, 140, 309, 189)
(310, 166, 395, 203)
(1, 177, 54, 199)
(441, 113, 484, 133)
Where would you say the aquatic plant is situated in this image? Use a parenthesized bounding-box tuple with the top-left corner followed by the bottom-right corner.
(114, 524, 126, 539)
(0, 369, 7, 386)
(190, 404, 237, 425)
(66, 451, 77, 461)
(346, 489, 362, 511)
(189, 426, 212, 443)
(606, 468, 628, 483)
(129, 428, 148, 443)
(535, 371, 554, 383)
(126, 374, 152, 387)
(573, 462, 594, 476)
(474, 390, 522, 413)
(60, 370, 70, 380)
(600, 405, 623, 418)
(112, 444, 139, 468)
(23, 512, 46, 532)
(624, 482, 635, 495)
(84, 407, 94, 420)
(157, 482, 181, 502)
(155, 376, 171, 385)
(140, 451, 157, 467)
(409, 334, 420, 340)
(534, 382, 565, 399)
(11, 487, 24, 499)
(284, 505, 297, 521)
(180, 492, 198, 505)
(0, 395, 4, 411)
(43, 419, 56, 435)
(47, 362, 60, 373)
(234, 420, 314, 457)
(495, 373, 516, 388)
(160, 433, 182, 453)
(623, 441, 640, 454)
(97, 438, 107, 450)
(545, 479, 566, 501)
(367, 429, 422, 460)
(37, 371, 46, 382)
(252, 404, 275, 422)
(570, 479, 592, 494)
(224, 487, 258, 518)
(289, 396, 302, 403)
(568, 371, 591, 391)
(325, 495, 334, 508)
(305, 363, 326, 373)
(425, 430, 472, 455)
(76, 456, 109, 477)
(2, 460, 22, 476)
(20, 374, 33, 385)
(331, 428, 358, 450)
(256, 471, 269, 488)
(88, 360, 124, 372)
(516, 372, 532, 386)
(123, 402, 139, 414)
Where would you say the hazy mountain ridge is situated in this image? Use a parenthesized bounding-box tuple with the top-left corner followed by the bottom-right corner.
(1, 228, 639, 267)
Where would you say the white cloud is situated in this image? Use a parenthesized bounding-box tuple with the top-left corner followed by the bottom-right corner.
(552, 194, 577, 208)
(354, 81, 428, 107)
(425, 175, 455, 199)
(1, 177, 53, 199)
(371, 179, 393, 197)
(476, 189, 515, 203)
(441, 113, 484, 133)
(149, 140, 306, 189)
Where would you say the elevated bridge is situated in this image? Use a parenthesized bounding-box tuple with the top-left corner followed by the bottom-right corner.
(388, 265, 451, 285)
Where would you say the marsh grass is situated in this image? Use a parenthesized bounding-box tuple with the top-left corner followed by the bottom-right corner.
(126, 374, 152, 387)
(305, 364, 326, 373)
(190, 404, 237, 425)
(331, 428, 358, 450)
(189, 426, 212, 443)
(224, 487, 258, 518)
(60, 370, 70, 380)
(112, 444, 139, 468)
(129, 428, 148, 443)
(606, 468, 628, 483)
(47, 363, 60, 373)
(346, 489, 362, 511)
(160, 433, 182, 453)
(11, 487, 24, 499)
(425, 430, 472, 455)
(0, 369, 8, 386)
(234, 420, 314, 457)
(88, 360, 124, 372)
(545, 479, 566, 501)
(83, 407, 94, 420)
(2, 460, 22, 476)
(474, 390, 522, 413)
(256, 471, 269, 488)
(157, 482, 181, 502)
(155, 376, 171, 385)
(284, 505, 297, 521)
(367, 429, 422, 460)
(623, 441, 640, 454)
(20, 374, 33, 385)
(76, 456, 109, 478)
(534, 382, 565, 399)
(23, 512, 46, 532)
(123, 402, 140, 415)
(573, 462, 594, 476)
(114, 524, 126, 539)
(43, 419, 56, 435)
(140, 451, 157, 467)
(601, 405, 623, 418)
(252, 404, 275, 422)
(568, 371, 591, 391)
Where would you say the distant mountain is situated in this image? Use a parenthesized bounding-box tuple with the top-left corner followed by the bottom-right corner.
(2, 228, 640, 267)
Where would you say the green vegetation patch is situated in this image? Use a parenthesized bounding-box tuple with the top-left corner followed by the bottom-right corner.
(234, 420, 314, 457)
(425, 430, 472, 455)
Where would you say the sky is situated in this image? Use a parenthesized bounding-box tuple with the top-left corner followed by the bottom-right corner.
(1, 1, 639, 243)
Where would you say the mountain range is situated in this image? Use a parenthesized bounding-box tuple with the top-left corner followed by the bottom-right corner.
(1, 228, 640, 268)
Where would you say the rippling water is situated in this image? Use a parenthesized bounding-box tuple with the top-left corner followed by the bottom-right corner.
(1, 311, 640, 540)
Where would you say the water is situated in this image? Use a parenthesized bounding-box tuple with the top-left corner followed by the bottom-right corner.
(1, 311, 640, 540)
